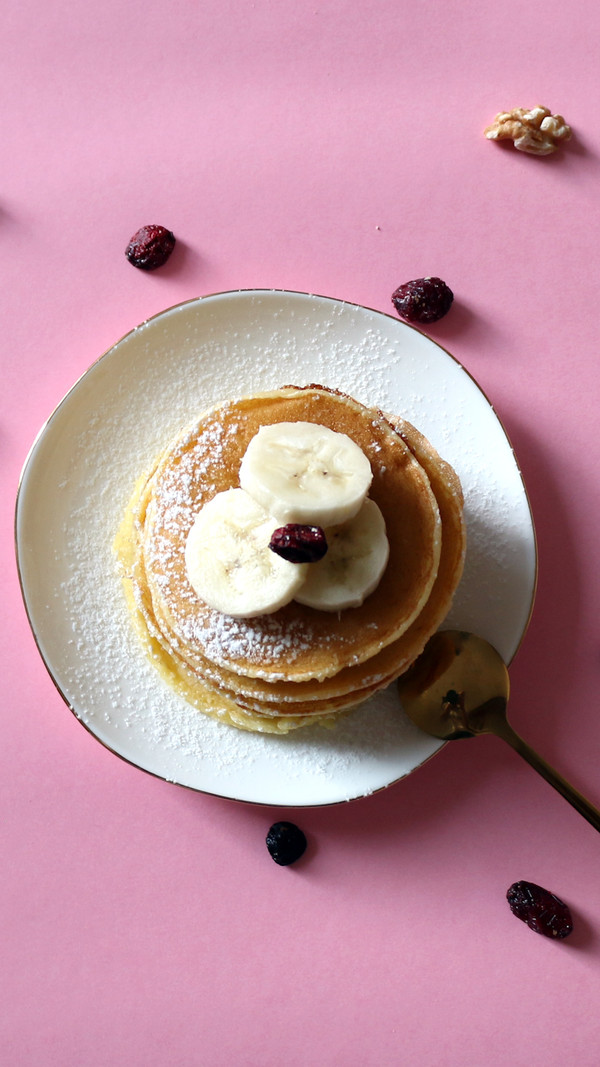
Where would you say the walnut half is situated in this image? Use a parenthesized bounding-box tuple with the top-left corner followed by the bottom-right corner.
(484, 106, 572, 156)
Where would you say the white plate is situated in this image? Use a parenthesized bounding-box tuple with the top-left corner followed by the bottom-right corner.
(15, 290, 537, 806)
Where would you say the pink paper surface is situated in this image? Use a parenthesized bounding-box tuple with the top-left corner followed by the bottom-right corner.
(3, 0, 600, 1063)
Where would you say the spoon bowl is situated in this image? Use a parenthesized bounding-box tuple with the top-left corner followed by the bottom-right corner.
(398, 630, 600, 833)
(397, 630, 510, 740)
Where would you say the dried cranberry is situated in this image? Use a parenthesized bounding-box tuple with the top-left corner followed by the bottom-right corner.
(391, 276, 454, 324)
(269, 524, 328, 564)
(507, 880, 573, 939)
(125, 224, 176, 270)
(266, 822, 307, 865)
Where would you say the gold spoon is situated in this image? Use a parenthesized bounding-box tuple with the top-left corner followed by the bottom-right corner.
(397, 630, 600, 833)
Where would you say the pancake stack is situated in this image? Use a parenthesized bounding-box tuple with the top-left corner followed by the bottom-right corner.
(115, 385, 466, 732)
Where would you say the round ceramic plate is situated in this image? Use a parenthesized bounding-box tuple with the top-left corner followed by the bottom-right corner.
(15, 290, 537, 806)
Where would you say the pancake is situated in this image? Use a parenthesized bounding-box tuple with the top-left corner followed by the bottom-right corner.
(141, 387, 442, 682)
(115, 385, 465, 733)
(157, 411, 465, 718)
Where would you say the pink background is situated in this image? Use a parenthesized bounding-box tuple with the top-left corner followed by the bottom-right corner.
(4, 0, 600, 1063)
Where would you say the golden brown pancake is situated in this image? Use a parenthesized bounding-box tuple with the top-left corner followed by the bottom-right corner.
(141, 387, 442, 681)
(115, 385, 464, 733)
(147, 410, 465, 718)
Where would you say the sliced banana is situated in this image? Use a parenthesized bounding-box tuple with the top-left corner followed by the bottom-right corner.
(294, 499, 389, 612)
(239, 421, 372, 527)
(184, 488, 306, 617)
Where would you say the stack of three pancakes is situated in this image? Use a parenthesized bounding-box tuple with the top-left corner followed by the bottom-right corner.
(115, 385, 465, 733)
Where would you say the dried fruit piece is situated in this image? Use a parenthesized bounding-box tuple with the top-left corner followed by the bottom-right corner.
(391, 277, 454, 324)
(269, 524, 328, 564)
(507, 880, 573, 939)
(266, 822, 307, 865)
(125, 224, 176, 270)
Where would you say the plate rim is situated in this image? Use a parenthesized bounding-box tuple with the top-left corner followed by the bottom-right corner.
(14, 288, 538, 806)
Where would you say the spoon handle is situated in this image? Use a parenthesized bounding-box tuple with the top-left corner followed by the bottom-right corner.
(492, 718, 600, 833)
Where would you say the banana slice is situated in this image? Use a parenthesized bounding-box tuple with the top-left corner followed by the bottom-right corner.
(239, 421, 372, 526)
(184, 488, 306, 617)
(294, 499, 389, 612)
